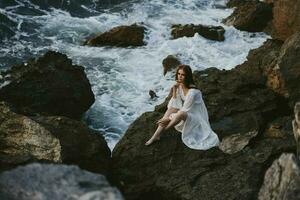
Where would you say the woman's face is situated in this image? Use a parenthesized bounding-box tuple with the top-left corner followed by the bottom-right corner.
(177, 69, 185, 83)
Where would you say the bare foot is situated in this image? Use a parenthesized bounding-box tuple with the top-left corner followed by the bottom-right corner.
(145, 137, 160, 146)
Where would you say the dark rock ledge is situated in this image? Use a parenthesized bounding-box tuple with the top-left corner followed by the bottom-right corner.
(171, 24, 225, 41)
(0, 51, 94, 120)
(0, 51, 111, 176)
(84, 24, 146, 47)
(111, 32, 300, 200)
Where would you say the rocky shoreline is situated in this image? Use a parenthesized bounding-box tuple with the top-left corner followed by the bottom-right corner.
(1, 0, 300, 199)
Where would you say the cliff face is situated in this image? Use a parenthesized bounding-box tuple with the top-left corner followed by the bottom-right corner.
(225, 0, 300, 41)
(272, 0, 300, 41)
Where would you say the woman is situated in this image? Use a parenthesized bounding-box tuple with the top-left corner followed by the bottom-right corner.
(145, 65, 220, 150)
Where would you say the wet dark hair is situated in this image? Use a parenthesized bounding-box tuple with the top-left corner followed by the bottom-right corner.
(175, 64, 197, 89)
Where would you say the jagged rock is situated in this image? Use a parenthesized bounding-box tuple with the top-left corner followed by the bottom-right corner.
(257, 33, 300, 109)
(218, 131, 258, 154)
(293, 102, 300, 158)
(276, 32, 300, 108)
(162, 55, 181, 75)
(272, 0, 300, 41)
(112, 109, 294, 200)
(111, 38, 298, 199)
(84, 24, 145, 47)
(0, 102, 111, 175)
(223, 0, 273, 32)
(265, 116, 292, 138)
(258, 153, 300, 200)
(149, 90, 158, 99)
(171, 24, 225, 41)
(0, 51, 94, 120)
(0, 163, 123, 200)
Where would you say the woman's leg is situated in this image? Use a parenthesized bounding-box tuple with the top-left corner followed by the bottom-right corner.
(162, 107, 179, 119)
(145, 108, 178, 146)
(165, 111, 187, 130)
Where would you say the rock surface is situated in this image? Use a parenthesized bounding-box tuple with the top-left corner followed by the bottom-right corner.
(162, 55, 181, 75)
(0, 163, 123, 200)
(111, 38, 299, 200)
(171, 24, 225, 41)
(258, 153, 300, 200)
(0, 51, 94, 120)
(223, 0, 273, 32)
(272, 0, 300, 41)
(84, 24, 145, 47)
(0, 102, 111, 175)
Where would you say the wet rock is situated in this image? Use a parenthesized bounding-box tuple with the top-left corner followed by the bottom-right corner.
(272, 0, 300, 41)
(0, 163, 123, 200)
(162, 55, 181, 75)
(0, 102, 111, 175)
(149, 90, 158, 99)
(171, 24, 225, 41)
(258, 153, 300, 200)
(0, 51, 95, 120)
(223, 0, 273, 32)
(85, 24, 146, 47)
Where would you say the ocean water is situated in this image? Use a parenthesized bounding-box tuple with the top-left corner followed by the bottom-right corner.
(0, 0, 269, 151)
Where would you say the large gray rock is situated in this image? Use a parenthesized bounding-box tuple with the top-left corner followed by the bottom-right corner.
(0, 163, 123, 200)
(0, 51, 95, 120)
(0, 102, 111, 175)
(258, 153, 300, 200)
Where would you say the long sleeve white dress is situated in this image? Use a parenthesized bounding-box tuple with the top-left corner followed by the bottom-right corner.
(167, 85, 220, 150)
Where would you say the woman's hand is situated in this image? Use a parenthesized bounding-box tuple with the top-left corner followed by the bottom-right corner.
(156, 117, 170, 127)
(172, 81, 180, 97)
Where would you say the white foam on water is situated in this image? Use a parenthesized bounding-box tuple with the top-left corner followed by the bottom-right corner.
(0, 0, 270, 151)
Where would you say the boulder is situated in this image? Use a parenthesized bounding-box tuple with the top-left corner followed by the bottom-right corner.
(276, 32, 300, 108)
(223, 0, 273, 32)
(0, 51, 94, 120)
(111, 38, 298, 199)
(84, 24, 145, 47)
(272, 0, 300, 41)
(258, 153, 300, 200)
(0, 163, 123, 200)
(112, 110, 294, 200)
(0, 102, 111, 175)
(171, 24, 225, 41)
(257, 33, 300, 109)
(162, 55, 181, 75)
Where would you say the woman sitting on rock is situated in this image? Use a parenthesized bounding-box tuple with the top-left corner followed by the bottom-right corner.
(145, 64, 220, 150)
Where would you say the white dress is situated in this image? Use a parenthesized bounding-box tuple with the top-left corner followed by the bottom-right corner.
(167, 85, 220, 150)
